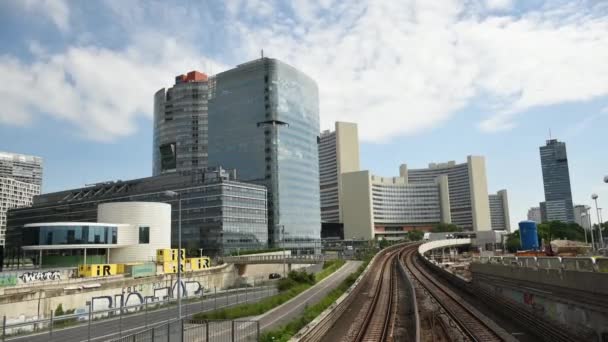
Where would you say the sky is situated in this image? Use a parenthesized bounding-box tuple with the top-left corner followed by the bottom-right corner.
(0, 0, 607, 229)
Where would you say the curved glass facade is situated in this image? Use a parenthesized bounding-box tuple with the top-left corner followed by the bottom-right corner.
(23, 225, 118, 246)
(209, 58, 321, 249)
(153, 73, 209, 175)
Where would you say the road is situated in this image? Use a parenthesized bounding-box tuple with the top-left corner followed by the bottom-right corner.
(180, 261, 362, 341)
(7, 286, 278, 342)
(257, 260, 361, 331)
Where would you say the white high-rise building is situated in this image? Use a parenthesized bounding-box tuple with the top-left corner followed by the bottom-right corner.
(0, 152, 43, 186)
(405, 156, 492, 231)
(574, 205, 591, 229)
(527, 207, 542, 223)
(489, 190, 510, 231)
(0, 178, 40, 246)
(0, 152, 43, 246)
(318, 122, 360, 223)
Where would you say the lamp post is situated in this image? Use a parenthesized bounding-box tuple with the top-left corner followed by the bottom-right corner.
(599, 208, 604, 248)
(280, 225, 286, 277)
(581, 212, 589, 244)
(163, 190, 182, 319)
(592, 194, 602, 250)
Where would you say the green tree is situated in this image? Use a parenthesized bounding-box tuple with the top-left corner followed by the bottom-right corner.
(378, 238, 391, 249)
(54, 304, 65, 317)
(505, 230, 521, 252)
(408, 229, 424, 241)
(538, 221, 585, 244)
(431, 223, 462, 233)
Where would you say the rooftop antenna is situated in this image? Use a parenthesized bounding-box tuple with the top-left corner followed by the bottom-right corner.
(261, 49, 264, 59)
(549, 128, 552, 140)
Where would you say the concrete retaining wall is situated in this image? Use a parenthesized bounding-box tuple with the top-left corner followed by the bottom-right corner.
(471, 262, 608, 339)
(0, 264, 238, 324)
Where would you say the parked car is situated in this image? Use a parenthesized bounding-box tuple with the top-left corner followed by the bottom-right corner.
(268, 273, 281, 279)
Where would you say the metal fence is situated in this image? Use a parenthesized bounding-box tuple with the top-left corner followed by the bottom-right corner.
(1, 285, 276, 342)
(110, 319, 260, 342)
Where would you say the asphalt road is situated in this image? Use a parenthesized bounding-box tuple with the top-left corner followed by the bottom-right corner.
(257, 260, 361, 331)
(6, 286, 278, 342)
(178, 261, 362, 341)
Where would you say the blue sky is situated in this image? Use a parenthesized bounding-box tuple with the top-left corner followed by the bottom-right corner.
(1, 0, 607, 229)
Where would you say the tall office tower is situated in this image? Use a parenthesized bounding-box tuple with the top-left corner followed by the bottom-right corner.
(0, 152, 43, 186)
(573, 204, 591, 229)
(153, 71, 209, 176)
(0, 152, 42, 246)
(406, 156, 491, 231)
(318, 122, 360, 223)
(489, 190, 510, 231)
(208, 58, 321, 250)
(527, 206, 542, 223)
(539, 139, 574, 223)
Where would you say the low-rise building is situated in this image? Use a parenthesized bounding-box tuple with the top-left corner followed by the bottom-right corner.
(20, 202, 170, 267)
(7, 168, 267, 256)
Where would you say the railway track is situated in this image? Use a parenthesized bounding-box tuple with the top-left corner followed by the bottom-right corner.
(401, 245, 505, 342)
(352, 249, 399, 342)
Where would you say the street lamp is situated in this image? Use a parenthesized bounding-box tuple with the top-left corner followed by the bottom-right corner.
(163, 190, 183, 318)
(592, 194, 603, 250)
(280, 225, 286, 277)
(581, 212, 589, 244)
(599, 208, 604, 248)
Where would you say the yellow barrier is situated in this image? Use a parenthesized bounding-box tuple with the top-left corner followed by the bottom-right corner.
(162, 261, 185, 274)
(78, 264, 120, 277)
(187, 257, 211, 270)
(156, 248, 186, 263)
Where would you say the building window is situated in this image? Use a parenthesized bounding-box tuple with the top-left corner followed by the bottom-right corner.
(139, 226, 150, 244)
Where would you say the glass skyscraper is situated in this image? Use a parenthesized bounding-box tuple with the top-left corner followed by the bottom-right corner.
(539, 139, 574, 223)
(208, 58, 321, 250)
(153, 71, 209, 176)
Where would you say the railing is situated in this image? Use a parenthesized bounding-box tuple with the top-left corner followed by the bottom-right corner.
(1, 285, 277, 342)
(473, 255, 608, 273)
(110, 319, 260, 342)
(223, 254, 336, 264)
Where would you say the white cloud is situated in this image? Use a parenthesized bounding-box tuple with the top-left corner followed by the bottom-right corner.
(2, 0, 608, 142)
(0, 34, 227, 141)
(485, 0, 514, 11)
(19, 0, 70, 32)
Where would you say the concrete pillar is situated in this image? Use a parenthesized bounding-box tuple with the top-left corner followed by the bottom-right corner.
(84, 248, 87, 265)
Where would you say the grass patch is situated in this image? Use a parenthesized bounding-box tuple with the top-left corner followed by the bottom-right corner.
(260, 254, 374, 341)
(192, 261, 345, 321)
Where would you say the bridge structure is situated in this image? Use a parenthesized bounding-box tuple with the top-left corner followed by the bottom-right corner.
(222, 254, 336, 265)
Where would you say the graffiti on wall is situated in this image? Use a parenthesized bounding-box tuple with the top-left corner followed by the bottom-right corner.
(19, 271, 61, 283)
(91, 279, 203, 313)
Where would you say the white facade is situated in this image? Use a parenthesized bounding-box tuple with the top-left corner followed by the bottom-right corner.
(405, 156, 492, 231)
(342, 170, 450, 240)
(98, 202, 171, 263)
(21, 202, 171, 264)
(319, 122, 360, 223)
(527, 207, 542, 223)
(489, 190, 511, 231)
(0, 151, 43, 186)
(0, 177, 40, 246)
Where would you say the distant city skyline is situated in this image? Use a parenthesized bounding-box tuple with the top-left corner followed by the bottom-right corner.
(1, 1, 607, 229)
